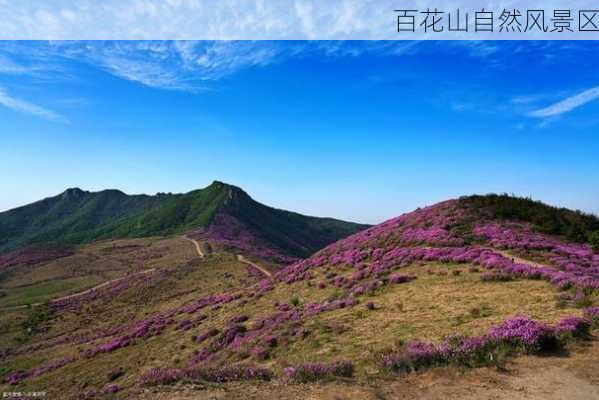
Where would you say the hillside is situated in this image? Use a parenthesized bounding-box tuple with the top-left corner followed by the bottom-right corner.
(1, 194, 597, 399)
(0, 181, 368, 261)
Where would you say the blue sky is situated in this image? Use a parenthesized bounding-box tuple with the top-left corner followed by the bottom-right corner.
(0, 41, 598, 224)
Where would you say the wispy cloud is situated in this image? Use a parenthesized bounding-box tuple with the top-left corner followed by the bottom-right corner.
(0, 40, 570, 98)
(0, 55, 30, 74)
(1, 38, 551, 95)
(82, 41, 285, 91)
(0, 87, 67, 123)
(0, 41, 289, 92)
(529, 87, 599, 118)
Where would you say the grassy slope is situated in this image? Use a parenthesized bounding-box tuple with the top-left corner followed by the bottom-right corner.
(0, 237, 197, 308)
(0, 251, 587, 399)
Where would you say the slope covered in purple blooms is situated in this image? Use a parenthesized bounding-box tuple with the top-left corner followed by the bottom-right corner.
(187, 182, 369, 263)
(1, 195, 598, 399)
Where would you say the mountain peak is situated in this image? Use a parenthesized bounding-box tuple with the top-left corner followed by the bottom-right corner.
(207, 181, 250, 202)
(209, 180, 244, 192)
(61, 187, 86, 199)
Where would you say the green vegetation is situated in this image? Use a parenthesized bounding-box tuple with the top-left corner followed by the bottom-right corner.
(220, 183, 370, 258)
(0, 183, 225, 253)
(590, 231, 599, 251)
(19, 303, 54, 341)
(0, 237, 199, 308)
(461, 194, 599, 244)
(0, 280, 84, 308)
(0, 181, 367, 257)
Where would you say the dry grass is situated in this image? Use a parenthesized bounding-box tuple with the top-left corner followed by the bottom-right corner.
(0, 237, 198, 308)
(0, 250, 592, 399)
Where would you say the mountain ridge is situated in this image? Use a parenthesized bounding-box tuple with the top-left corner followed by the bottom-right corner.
(0, 181, 369, 260)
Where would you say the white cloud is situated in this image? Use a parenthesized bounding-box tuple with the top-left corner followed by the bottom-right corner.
(21, 41, 287, 91)
(529, 87, 599, 118)
(0, 40, 538, 93)
(0, 40, 565, 97)
(0, 54, 31, 74)
(0, 87, 67, 123)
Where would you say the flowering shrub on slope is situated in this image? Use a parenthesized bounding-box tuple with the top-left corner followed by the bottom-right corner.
(191, 212, 298, 264)
(284, 361, 354, 383)
(277, 244, 597, 292)
(583, 307, 599, 327)
(383, 315, 592, 373)
(52, 270, 166, 312)
(488, 316, 558, 352)
(140, 364, 272, 386)
(5, 357, 75, 385)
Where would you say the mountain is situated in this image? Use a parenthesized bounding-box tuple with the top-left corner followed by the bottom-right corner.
(0, 181, 369, 261)
(1, 194, 598, 399)
(294, 194, 599, 267)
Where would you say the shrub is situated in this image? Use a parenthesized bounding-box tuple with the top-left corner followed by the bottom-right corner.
(230, 315, 249, 324)
(382, 315, 586, 375)
(140, 365, 273, 385)
(186, 364, 273, 383)
(195, 328, 219, 344)
(573, 292, 593, 309)
(290, 295, 302, 307)
(555, 316, 591, 338)
(488, 316, 559, 353)
(583, 307, 599, 327)
(383, 342, 444, 373)
(107, 367, 125, 382)
(284, 361, 354, 383)
(140, 368, 183, 386)
(389, 274, 416, 284)
(480, 271, 514, 282)
(589, 231, 599, 251)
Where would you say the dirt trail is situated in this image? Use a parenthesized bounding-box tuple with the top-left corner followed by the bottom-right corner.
(184, 236, 205, 258)
(52, 268, 157, 303)
(485, 247, 549, 269)
(236, 254, 272, 278)
(4, 236, 204, 311)
(183, 236, 270, 278)
(1, 269, 157, 310)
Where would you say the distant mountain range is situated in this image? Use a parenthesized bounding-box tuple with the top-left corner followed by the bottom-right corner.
(0, 181, 369, 261)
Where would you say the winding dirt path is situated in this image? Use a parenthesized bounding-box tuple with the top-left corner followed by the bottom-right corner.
(4, 237, 258, 311)
(182, 235, 270, 278)
(183, 236, 205, 258)
(236, 254, 272, 278)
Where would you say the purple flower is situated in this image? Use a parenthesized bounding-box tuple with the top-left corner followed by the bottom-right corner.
(285, 361, 354, 382)
(584, 307, 599, 322)
(556, 316, 591, 337)
(140, 368, 184, 386)
(488, 316, 556, 351)
(195, 328, 220, 344)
